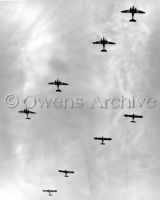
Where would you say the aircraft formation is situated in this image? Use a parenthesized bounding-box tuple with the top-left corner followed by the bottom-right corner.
(14, 5, 145, 198)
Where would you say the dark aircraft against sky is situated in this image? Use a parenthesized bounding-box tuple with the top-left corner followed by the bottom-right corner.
(48, 79, 69, 92)
(94, 137, 112, 145)
(42, 189, 57, 196)
(121, 5, 145, 22)
(93, 37, 116, 52)
(58, 170, 74, 177)
(18, 108, 36, 120)
(124, 114, 143, 123)
(9, 4, 148, 198)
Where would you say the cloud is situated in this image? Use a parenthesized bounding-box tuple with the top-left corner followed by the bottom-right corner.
(1, 0, 160, 200)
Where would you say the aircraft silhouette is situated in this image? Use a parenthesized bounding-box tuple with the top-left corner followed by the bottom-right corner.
(93, 37, 116, 52)
(18, 108, 36, 119)
(58, 170, 74, 177)
(48, 79, 69, 92)
(124, 114, 143, 123)
(42, 189, 57, 196)
(121, 5, 145, 22)
(94, 137, 112, 145)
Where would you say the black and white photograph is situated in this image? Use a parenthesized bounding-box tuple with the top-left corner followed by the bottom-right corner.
(1, 0, 160, 199)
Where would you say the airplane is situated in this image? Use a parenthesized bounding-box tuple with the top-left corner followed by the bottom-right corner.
(124, 114, 143, 123)
(94, 137, 112, 145)
(18, 108, 36, 120)
(42, 189, 57, 196)
(58, 170, 74, 177)
(93, 37, 116, 52)
(121, 6, 145, 22)
(48, 79, 69, 92)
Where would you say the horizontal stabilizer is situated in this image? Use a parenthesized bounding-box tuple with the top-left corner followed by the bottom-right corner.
(101, 49, 107, 52)
(56, 89, 62, 92)
(130, 19, 136, 22)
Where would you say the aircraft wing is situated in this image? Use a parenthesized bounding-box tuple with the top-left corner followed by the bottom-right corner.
(28, 111, 36, 114)
(124, 114, 132, 117)
(94, 137, 101, 140)
(18, 110, 25, 113)
(59, 81, 69, 86)
(48, 81, 56, 85)
(58, 170, 65, 173)
(134, 115, 143, 118)
(107, 41, 116, 45)
(121, 9, 131, 13)
(68, 171, 74, 174)
(103, 138, 112, 140)
(50, 190, 57, 192)
(43, 190, 49, 192)
(135, 9, 145, 14)
(93, 40, 102, 44)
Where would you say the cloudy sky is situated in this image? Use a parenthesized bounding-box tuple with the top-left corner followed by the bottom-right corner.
(1, 0, 160, 199)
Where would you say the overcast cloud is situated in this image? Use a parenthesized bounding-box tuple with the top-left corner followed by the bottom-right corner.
(1, 0, 160, 200)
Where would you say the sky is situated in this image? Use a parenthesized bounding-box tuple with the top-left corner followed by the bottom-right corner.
(1, 0, 160, 200)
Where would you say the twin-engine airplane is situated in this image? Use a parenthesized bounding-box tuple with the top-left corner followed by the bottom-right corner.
(58, 170, 74, 177)
(48, 79, 69, 92)
(93, 37, 116, 52)
(121, 6, 145, 22)
(124, 114, 143, 123)
(18, 108, 36, 120)
(42, 189, 57, 196)
(94, 137, 112, 145)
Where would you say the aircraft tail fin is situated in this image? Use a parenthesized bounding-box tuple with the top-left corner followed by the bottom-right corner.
(101, 49, 107, 52)
(130, 19, 136, 22)
(131, 120, 136, 123)
(26, 117, 31, 120)
(56, 89, 62, 92)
